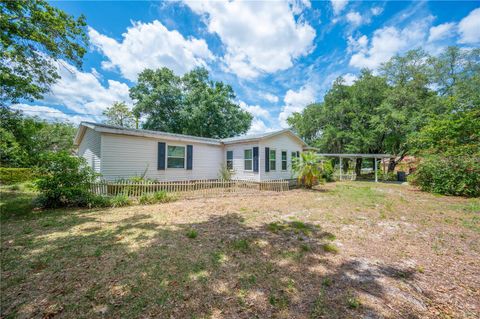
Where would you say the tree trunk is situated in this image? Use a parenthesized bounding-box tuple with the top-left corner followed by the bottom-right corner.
(355, 158, 362, 176)
(387, 156, 406, 173)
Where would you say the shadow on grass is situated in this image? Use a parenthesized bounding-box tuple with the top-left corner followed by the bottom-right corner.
(1, 207, 426, 318)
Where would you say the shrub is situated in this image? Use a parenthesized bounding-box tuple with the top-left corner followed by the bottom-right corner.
(186, 229, 198, 239)
(0, 167, 37, 185)
(154, 190, 177, 203)
(35, 151, 97, 208)
(110, 194, 131, 207)
(139, 193, 156, 205)
(409, 155, 480, 197)
(87, 195, 112, 208)
(321, 160, 335, 182)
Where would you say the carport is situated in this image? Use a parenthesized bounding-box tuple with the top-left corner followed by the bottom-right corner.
(317, 153, 392, 182)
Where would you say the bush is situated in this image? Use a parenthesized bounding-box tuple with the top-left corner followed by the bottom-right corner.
(35, 151, 97, 208)
(111, 194, 131, 207)
(409, 155, 480, 197)
(139, 193, 156, 205)
(0, 167, 37, 184)
(138, 191, 177, 205)
(87, 195, 112, 208)
(321, 161, 334, 182)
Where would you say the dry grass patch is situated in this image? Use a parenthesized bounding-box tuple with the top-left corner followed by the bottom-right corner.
(1, 182, 479, 318)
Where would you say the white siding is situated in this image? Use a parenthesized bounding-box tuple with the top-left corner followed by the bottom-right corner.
(100, 133, 223, 181)
(225, 142, 261, 181)
(259, 133, 303, 180)
(77, 128, 101, 173)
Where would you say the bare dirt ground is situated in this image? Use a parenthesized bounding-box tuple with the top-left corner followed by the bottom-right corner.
(1, 182, 479, 318)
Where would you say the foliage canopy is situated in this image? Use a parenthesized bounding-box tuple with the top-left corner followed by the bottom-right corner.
(1, 0, 89, 104)
(130, 67, 252, 138)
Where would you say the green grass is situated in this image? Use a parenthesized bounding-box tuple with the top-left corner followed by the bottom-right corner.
(0, 190, 38, 221)
(322, 243, 339, 254)
(232, 239, 251, 252)
(186, 229, 198, 239)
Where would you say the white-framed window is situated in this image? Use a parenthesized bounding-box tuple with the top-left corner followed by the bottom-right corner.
(269, 149, 276, 171)
(281, 150, 287, 171)
(244, 149, 253, 171)
(226, 150, 233, 170)
(167, 145, 185, 168)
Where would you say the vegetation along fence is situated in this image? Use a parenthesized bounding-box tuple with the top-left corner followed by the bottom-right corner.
(90, 179, 290, 198)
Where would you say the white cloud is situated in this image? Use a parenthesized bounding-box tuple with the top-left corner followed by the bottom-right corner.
(40, 61, 132, 116)
(247, 118, 276, 134)
(346, 11, 363, 27)
(331, 0, 348, 15)
(458, 8, 480, 44)
(278, 85, 315, 128)
(348, 20, 429, 69)
(260, 92, 279, 103)
(371, 7, 383, 16)
(10, 104, 96, 124)
(89, 21, 213, 81)
(428, 22, 456, 43)
(239, 101, 271, 119)
(12, 60, 132, 124)
(184, 0, 315, 78)
(342, 73, 357, 85)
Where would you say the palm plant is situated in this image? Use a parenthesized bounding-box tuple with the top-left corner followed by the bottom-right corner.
(292, 152, 325, 189)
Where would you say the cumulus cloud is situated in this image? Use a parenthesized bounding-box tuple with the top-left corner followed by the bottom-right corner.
(11, 60, 132, 124)
(41, 61, 132, 115)
(10, 104, 97, 124)
(348, 19, 430, 69)
(346, 11, 363, 27)
(239, 101, 271, 120)
(458, 8, 480, 44)
(89, 21, 213, 81)
(342, 73, 357, 85)
(331, 0, 348, 15)
(247, 118, 276, 134)
(184, 0, 315, 78)
(371, 7, 383, 16)
(428, 22, 456, 43)
(260, 92, 279, 103)
(278, 86, 315, 128)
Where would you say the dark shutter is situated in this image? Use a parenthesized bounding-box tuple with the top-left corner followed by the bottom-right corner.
(186, 145, 193, 170)
(296, 151, 300, 158)
(265, 147, 270, 172)
(158, 142, 166, 170)
(253, 147, 259, 172)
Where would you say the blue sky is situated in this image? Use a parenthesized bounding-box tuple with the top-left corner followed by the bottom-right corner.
(14, 0, 480, 133)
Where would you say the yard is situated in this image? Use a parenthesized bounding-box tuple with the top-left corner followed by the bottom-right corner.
(1, 182, 479, 318)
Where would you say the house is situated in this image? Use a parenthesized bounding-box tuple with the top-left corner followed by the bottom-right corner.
(74, 122, 309, 181)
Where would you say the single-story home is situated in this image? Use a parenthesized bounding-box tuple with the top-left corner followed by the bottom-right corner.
(74, 122, 309, 181)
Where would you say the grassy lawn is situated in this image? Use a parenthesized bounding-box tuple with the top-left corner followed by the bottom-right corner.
(1, 182, 479, 318)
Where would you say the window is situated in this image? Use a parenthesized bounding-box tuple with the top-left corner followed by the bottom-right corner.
(281, 151, 287, 171)
(226, 150, 233, 170)
(269, 149, 276, 171)
(244, 149, 253, 170)
(167, 145, 185, 168)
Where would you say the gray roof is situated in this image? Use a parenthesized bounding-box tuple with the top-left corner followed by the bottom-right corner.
(78, 122, 221, 144)
(220, 129, 307, 146)
(76, 122, 308, 147)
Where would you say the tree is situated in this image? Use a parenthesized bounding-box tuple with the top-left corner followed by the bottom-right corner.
(0, 0, 88, 104)
(130, 67, 252, 138)
(0, 107, 76, 167)
(103, 102, 136, 128)
(36, 151, 97, 208)
(288, 47, 479, 173)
